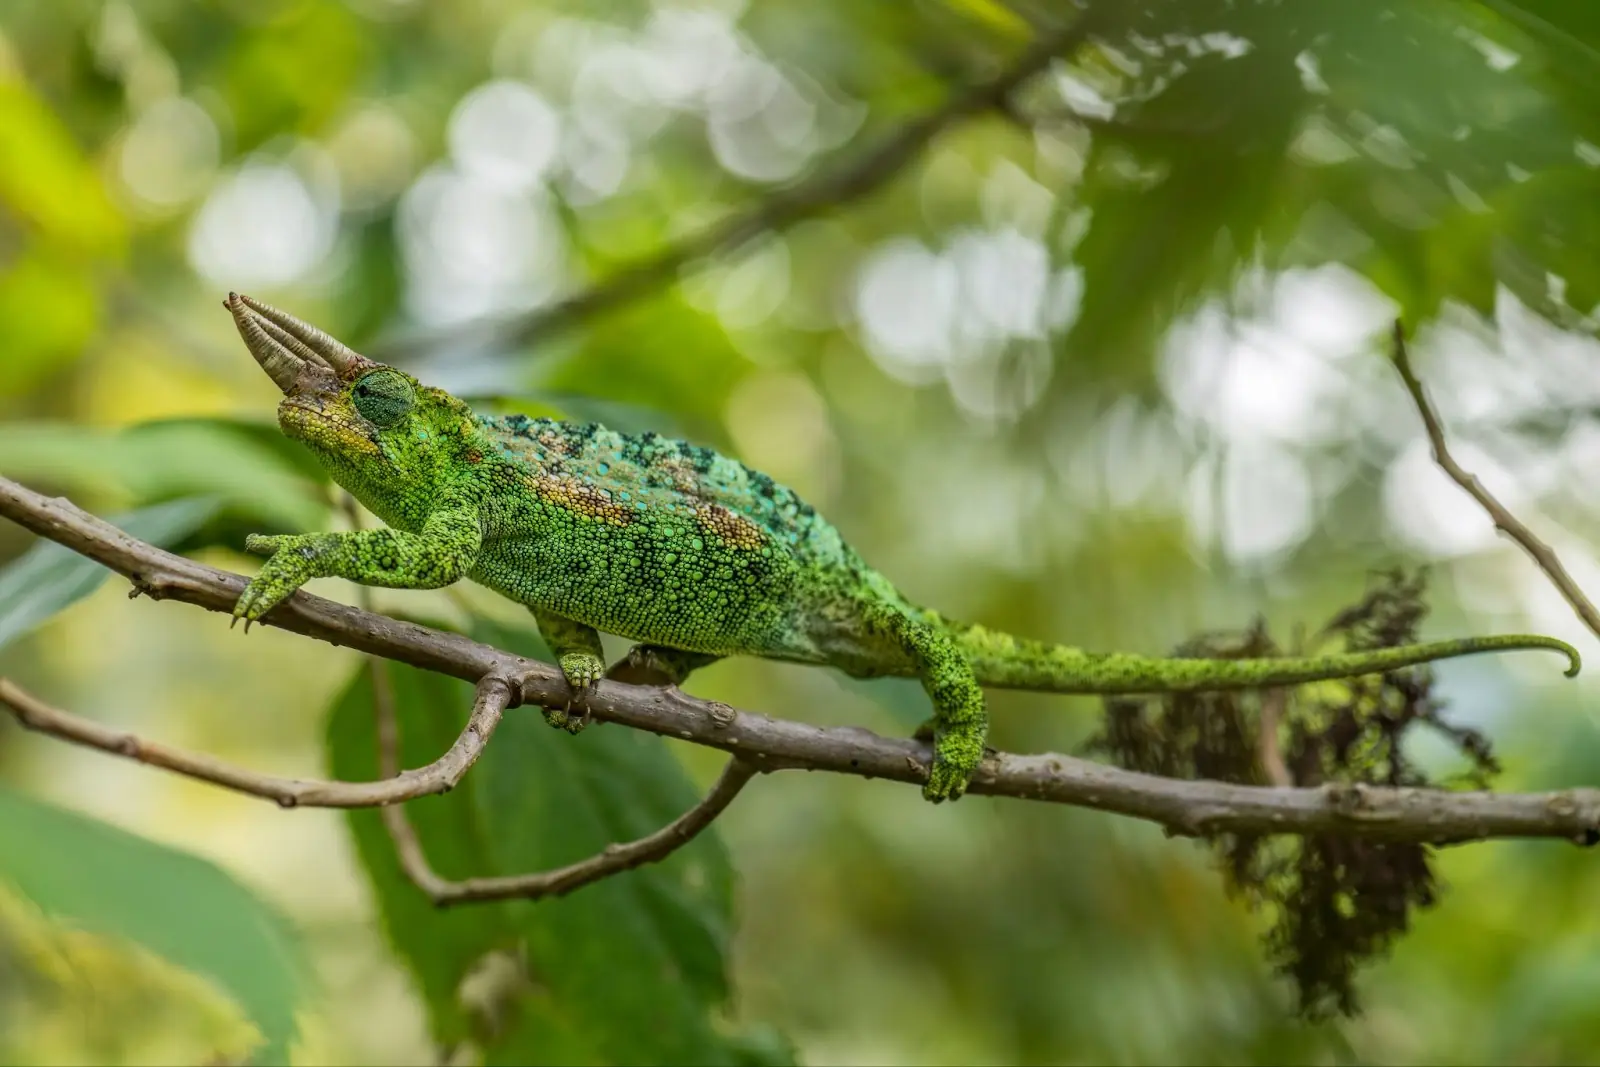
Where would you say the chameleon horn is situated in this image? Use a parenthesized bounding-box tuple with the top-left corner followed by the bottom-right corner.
(236, 293, 366, 375)
(226, 292, 303, 394)
(250, 311, 332, 371)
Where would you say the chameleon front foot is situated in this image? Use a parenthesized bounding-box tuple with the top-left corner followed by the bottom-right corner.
(544, 651, 606, 734)
(231, 534, 315, 630)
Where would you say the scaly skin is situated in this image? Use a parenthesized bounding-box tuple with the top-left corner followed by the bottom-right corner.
(222, 295, 1581, 802)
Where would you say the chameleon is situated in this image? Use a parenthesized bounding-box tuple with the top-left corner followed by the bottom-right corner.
(223, 293, 1580, 802)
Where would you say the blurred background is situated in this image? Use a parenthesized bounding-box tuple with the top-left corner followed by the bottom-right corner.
(4, 0, 1600, 1063)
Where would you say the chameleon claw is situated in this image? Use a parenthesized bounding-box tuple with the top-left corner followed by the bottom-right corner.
(562, 690, 593, 734)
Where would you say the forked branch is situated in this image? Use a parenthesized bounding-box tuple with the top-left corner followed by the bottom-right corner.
(366, 657, 756, 905)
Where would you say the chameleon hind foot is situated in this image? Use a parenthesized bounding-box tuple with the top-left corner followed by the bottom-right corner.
(877, 608, 988, 803)
(544, 651, 605, 734)
(610, 645, 722, 688)
(921, 723, 985, 803)
(532, 610, 607, 734)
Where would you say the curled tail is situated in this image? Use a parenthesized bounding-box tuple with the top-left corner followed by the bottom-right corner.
(936, 619, 1580, 694)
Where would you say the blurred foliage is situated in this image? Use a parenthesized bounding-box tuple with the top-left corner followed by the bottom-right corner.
(0, 787, 307, 1064)
(326, 620, 782, 1066)
(0, 496, 217, 650)
(3, 0, 1600, 1063)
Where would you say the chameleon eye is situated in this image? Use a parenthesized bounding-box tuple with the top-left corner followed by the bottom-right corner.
(350, 370, 415, 428)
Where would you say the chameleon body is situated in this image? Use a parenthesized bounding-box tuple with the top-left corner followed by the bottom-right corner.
(223, 294, 1580, 801)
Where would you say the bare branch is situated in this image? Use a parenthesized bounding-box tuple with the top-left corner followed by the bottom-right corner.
(0, 675, 510, 809)
(389, 753, 755, 907)
(3, 472, 1600, 845)
(375, 7, 1101, 361)
(1390, 320, 1600, 642)
(423, 757, 755, 907)
(366, 655, 757, 904)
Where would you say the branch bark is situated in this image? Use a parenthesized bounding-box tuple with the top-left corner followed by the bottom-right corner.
(3, 473, 1599, 846)
(0, 674, 510, 808)
(365, 655, 757, 905)
(375, 7, 1101, 361)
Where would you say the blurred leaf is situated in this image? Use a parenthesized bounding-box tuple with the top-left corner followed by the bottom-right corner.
(839, 674, 932, 732)
(549, 294, 750, 430)
(0, 248, 100, 395)
(0, 417, 328, 533)
(471, 390, 691, 439)
(326, 656, 523, 1050)
(130, 415, 328, 483)
(1481, 0, 1600, 141)
(0, 787, 308, 1065)
(0, 77, 123, 254)
(0, 495, 218, 652)
(468, 621, 738, 1064)
(1065, 15, 1312, 384)
(326, 618, 778, 1064)
(120, 417, 333, 533)
(215, 0, 372, 150)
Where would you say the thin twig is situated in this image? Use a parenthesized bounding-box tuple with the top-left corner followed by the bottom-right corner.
(387, 752, 757, 907)
(3, 474, 1600, 845)
(0, 675, 510, 809)
(368, 653, 757, 904)
(1257, 687, 1292, 788)
(1256, 622, 1305, 789)
(374, 7, 1101, 361)
(1390, 319, 1600, 641)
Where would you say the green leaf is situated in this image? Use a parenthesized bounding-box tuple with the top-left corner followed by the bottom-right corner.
(0, 79, 124, 255)
(1065, 20, 1312, 384)
(0, 248, 101, 395)
(216, 0, 373, 152)
(126, 415, 333, 490)
(0, 496, 219, 653)
(468, 625, 736, 1065)
(326, 618, 774, 1065)
(0, 787, 308, 1065)
(0, 417, 328, 534)
(326, 659, 522, 1050)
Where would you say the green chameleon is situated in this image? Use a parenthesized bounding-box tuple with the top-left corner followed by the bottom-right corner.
(224, 293, 1580, 802)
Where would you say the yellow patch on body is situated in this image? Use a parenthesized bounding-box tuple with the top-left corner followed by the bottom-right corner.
(695, 503, 767, 552)
(531, 473, 633, 526)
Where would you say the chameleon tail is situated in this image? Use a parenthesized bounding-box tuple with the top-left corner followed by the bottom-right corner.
(938, 619, 1581, 694)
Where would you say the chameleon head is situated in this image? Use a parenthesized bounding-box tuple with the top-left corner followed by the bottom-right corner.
(224, 293, 473, 492)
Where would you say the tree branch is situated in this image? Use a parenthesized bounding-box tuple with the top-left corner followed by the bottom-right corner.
(385, 752, 756, 907)
(1390, 320, 1600, 641)
(365, 656, 757, 905)
(0, 674, 510, 809)
(3, 473, 1599, 846)
(375, 6, 1101, 361)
